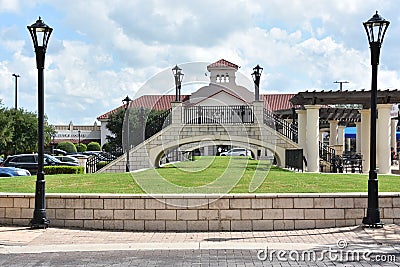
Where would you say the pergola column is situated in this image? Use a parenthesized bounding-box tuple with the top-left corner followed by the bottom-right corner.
(355, 121, 361, 153)
(296, 109, 307, 171)
(296, 109, 307, 151)
(305, 105, 320, 172)
(377, 104, 392, 174)
(328, 120, 338, 146)
(338, 125, 345, 153)
(391, 119, 398, 151)
(360, 109, 370, 173)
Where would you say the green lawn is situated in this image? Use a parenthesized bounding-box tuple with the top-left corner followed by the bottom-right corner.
(0, 156, 399, 194)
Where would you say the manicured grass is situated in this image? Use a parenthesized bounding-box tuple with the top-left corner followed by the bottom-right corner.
(0, 157, 399, 194)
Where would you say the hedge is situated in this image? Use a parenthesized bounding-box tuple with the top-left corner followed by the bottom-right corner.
(44, 166, 85, 175)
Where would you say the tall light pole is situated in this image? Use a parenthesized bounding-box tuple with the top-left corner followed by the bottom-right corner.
(252, 65, 263, 101)
(333, 81, 349, 91)
(362, 11, 389, 228)
(78, 130, 81, 148)
(172, 65, 184, 102)
(12, 74, 20, 109)
(122, 96, 132, 172)
(27, 16, 53, 229)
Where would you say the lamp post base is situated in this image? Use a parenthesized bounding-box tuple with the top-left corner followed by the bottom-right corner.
(30, 210, 50, 229)
(362, 208, 384, 228)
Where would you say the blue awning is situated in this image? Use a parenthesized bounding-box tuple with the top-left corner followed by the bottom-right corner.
(344, 126, 400, 138)
(344, 127, 356, 138)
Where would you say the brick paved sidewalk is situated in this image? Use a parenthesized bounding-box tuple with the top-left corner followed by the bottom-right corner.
(0, 224, 399, 254)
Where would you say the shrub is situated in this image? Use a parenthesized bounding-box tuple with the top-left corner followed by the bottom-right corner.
(75, 143, 87, 152)
(57, 141, 77, 153)
(96, 161, 109, 170)
(102, 142, 112, 153)
(87, 141, 101, 151)
(44, 166, 84, 175)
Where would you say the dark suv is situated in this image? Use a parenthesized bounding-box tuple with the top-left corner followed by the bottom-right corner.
(1, 154, 78, 174)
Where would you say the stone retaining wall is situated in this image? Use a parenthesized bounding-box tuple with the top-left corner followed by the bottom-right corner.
(1, 193, 399, 231)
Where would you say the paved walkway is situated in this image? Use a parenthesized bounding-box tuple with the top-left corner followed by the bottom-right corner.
(0, 224, 399, 266)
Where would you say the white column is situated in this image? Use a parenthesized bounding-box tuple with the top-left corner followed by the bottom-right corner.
(296, 109, 307, 170)
(328, 120, 338, 146)
(377, 104, 392, 174)
(296, 110, 307, 150)
(338, 125, 345, 153)
(346, 138, 351, 152)
(360, 109, 370, 173)
(391, 119, 398, 151)
(319, 130, 325, 144)
(305, 105, 320, 172)
(355, 121, 361, 153)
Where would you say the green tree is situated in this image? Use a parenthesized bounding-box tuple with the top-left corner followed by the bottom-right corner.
(0, 101, 56, 156)
(0, 101, 13, 153)
(105, 108, 125, 152)
(105, 107, 169, 152)
(87, 141, 101, 151)
(57, 141, 77, 153)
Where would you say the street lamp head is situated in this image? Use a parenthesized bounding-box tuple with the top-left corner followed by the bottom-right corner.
(122, 95, 132, 109)
(12, 74, 20, 78)
(172, 65, 184, 83)
(251, 64, 263, 82)
(363, 11, 390, 45)
(27, 17, 53, 51)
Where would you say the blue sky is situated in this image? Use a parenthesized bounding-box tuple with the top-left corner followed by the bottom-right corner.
(0, 0, 399, 125)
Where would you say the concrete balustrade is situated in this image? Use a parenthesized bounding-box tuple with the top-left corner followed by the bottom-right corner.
(1, 193, 399, 231)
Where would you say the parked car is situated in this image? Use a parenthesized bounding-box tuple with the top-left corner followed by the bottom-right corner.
(53, 149, 68, 156)
(54, 155, 79, 164)
(0, 167, 31, 177)
(1, 154, 78, 174)
(220, 148, 251, 157)
(68, 154, 90, 159)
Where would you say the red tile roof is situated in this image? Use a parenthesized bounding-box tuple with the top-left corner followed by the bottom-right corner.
(97, 93, 295, 120)
(207, 59, 239, 70)
(262, 94, 296, 111)
(97, 95, 189, 120)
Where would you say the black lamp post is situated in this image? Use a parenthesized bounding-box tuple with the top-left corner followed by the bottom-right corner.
(78, 130, 81, 148)
(122, 95, 132, 172)
(172, 65, 184, 102)
(27, 17, 53, 228)
(362, 11, 389, 227)
(252, 65, 263, 101)
(12, 74, 20, 109)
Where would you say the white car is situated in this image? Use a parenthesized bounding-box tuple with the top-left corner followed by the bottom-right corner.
(220, 148, 251, 157)
(54, 155, 79, 164)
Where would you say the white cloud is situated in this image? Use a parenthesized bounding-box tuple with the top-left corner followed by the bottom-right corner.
(1, 0, 400, 125)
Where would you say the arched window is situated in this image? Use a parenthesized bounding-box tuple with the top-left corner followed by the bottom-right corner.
(216, 75, 220, 83)
(225, 74, 229, 83)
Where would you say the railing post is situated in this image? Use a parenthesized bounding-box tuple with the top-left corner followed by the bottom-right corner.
(171, 101, 183, 125)
(252, 100, 264, 125)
